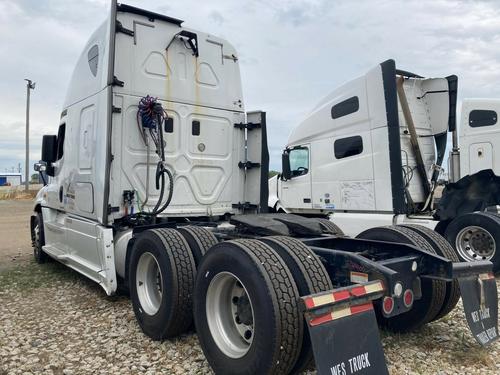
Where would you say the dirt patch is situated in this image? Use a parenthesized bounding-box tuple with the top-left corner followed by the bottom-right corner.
(0, 185, 41, 201)
(0, 199, 35, 271)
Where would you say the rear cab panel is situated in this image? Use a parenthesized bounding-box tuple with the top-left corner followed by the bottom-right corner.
(110, 6, 246, 219)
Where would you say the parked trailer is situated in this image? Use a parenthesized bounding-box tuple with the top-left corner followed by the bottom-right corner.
(31, 3, 498, 374)
(269, 60, 500, 271)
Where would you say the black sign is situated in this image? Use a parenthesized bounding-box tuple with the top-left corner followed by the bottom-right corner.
(308, 308, 388, 375)
(459, 275, 499, 346)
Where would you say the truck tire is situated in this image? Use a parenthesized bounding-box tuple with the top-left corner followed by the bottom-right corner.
(129, 228, 196, 340)
(400, 224, 461, 321)
(311, 218, 344, 236)
(434, 220, 451, 236)
(31, 213, 48, 264)
(259, 236, 333, 373)
(177, 226, 218, 267)
(356, 226, 446, 332)
(444, 212, 500, 271)
(194, 239, 302, 375)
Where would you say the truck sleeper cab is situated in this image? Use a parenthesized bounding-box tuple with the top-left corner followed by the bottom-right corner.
(271, 60, 500, 271)
(31, 4, 498, 374)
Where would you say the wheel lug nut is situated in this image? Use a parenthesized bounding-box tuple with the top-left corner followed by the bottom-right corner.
(232, 296, 239, 304)
(235, 316, 241, 324)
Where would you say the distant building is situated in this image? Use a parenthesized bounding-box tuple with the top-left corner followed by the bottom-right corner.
(0, 172, 22, 186)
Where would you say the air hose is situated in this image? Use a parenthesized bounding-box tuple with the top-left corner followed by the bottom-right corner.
(137, 96, 174, 216)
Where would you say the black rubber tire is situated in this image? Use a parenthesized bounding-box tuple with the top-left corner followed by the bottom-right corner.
(444, 212, 500, 272)
(31, 213, 48, 264)
(194, 239, 302, 375)
(177, 226, 218, 267)
(400, 224, 461, 321)
(129, 228, 196, 340)
(311, 218, 344, 236)
(259, 236, 333, 374)
(434, 220, 451, 236)
(356, 225, 446, 332)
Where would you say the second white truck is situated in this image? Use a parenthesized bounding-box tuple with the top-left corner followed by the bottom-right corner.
(269, 60, 500, 270)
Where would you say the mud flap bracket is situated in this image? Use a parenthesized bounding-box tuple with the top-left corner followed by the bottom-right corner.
(300, 281, 389, 375)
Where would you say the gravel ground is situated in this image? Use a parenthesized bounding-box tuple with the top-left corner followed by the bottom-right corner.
(1, 262, 499, 374)
(0, 200, 499, 374)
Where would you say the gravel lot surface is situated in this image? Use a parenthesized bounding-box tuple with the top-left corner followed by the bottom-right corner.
(1, 200, 499, 374)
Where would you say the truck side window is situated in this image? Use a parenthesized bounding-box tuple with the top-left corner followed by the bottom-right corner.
(331, 96, 359, 119)
(289, 148, 309, 177)
(56, 124, 66, 160)
(469, 110, 497, 128)
(88, 45, 99, 77)
(334, 135, 363, 159)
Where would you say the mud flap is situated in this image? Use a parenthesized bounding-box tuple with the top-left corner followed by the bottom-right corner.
(458, 272, 499, 346)
(300, 281, 389, 375)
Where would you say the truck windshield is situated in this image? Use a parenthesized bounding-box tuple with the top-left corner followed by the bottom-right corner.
(289, 147, 309, 177)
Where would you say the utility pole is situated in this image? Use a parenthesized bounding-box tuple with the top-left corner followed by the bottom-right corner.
(25, 79, 35, 191)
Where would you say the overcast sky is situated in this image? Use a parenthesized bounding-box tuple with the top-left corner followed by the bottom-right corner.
(1, 0, 500, 175)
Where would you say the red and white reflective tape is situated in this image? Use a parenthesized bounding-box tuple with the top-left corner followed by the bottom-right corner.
(479, 273, 495, 281)
(304, 280, 384, 310)
(309, 302, 374, 326)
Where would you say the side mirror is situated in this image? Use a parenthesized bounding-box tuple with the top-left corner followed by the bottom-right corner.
(281, 151, 291, 180)
(41, 135, 57, 163)
(33, 162, 46, 172)
(34, 161, 48, 185)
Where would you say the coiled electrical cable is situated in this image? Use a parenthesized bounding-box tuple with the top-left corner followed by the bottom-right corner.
(136, 96, 174, 216)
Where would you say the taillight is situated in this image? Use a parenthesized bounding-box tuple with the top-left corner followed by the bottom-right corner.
(403, 289, 414, 308)
(382, 296, 394, 314)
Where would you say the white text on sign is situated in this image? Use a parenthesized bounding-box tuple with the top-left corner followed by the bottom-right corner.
(330, 352, 371, 374)
(471, 307, 490, 323)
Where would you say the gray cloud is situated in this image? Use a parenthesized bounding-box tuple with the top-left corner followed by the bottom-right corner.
(1, 0, 500, 174)
(209, 10, 225, 26)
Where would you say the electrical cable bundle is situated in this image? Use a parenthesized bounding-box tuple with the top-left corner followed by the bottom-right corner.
(136, 95, 174, 216)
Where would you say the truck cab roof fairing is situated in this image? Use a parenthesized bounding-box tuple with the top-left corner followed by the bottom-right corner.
(117, 3, 183, 26)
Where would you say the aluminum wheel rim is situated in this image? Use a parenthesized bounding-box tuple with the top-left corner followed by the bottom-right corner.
(456, 225, 496, 261)
(136, 252, 163, 315)
(206, 272, 255, 359)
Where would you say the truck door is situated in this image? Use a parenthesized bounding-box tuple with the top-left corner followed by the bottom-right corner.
(460, 101, 500, 177)
(280, 146, 313, 210)
(470, 142, 493, 173)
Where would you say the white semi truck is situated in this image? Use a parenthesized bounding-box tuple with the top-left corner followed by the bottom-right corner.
(30, 3, 498, 374)
(269, 60, 500, 271)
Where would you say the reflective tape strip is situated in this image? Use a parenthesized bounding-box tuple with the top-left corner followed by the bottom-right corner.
(479, 273, 495, 281)
(304, 290, 350, 309)
(364, 280, 385, 294)
(309, 302, 374, 326)
(304, 281, 385, 309)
